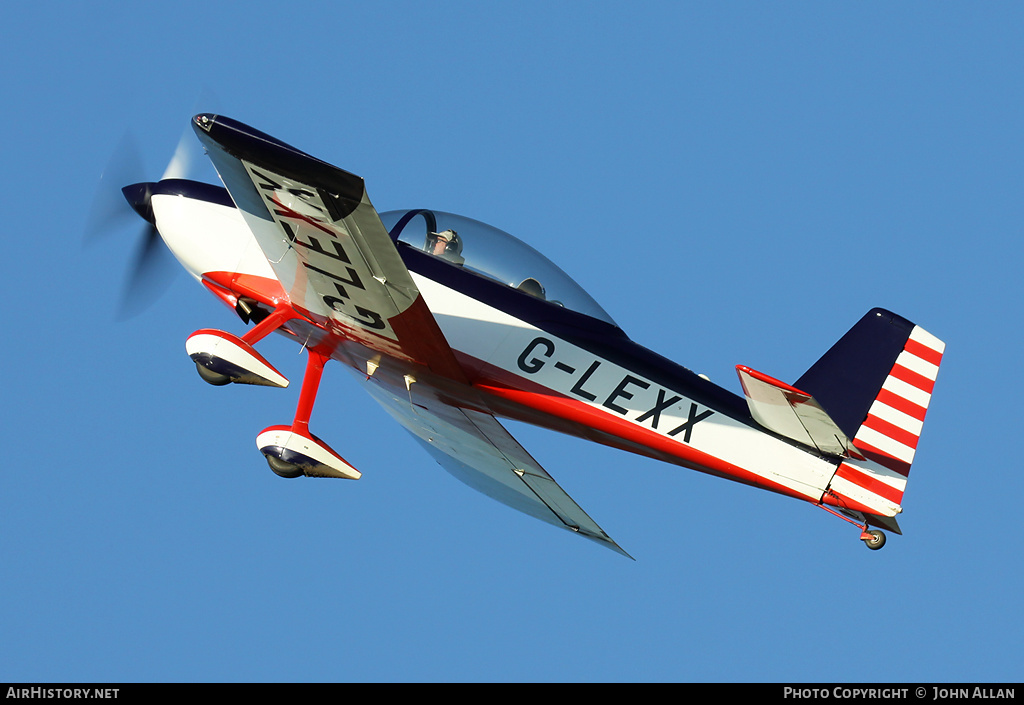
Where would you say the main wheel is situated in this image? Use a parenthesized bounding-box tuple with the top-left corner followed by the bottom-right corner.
(863, 529, 886, 550)
(265, 453, 303, 479)
(195, 361, 231, 386)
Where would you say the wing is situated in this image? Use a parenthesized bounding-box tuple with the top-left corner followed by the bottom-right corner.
(194, 115, 626, 556)
(192, 114, 465, 381)
(351, 364, 631, 558)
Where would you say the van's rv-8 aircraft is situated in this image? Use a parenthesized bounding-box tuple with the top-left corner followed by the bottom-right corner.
(118, 114, 945, 557)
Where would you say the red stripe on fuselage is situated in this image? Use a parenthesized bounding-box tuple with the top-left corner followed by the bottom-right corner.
(203, 271, 289, 307)
(468, 358, 822, 504)
(820, 490, 886, 517)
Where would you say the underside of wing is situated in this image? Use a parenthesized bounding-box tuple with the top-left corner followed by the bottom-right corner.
(192, 114, 465, 382)
(346, 362, 631, 558)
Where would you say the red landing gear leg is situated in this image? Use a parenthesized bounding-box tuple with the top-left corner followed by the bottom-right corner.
(818, 504, 887, 550)
(256, 349, 361, 480)
(291, 350, 328, 437)
(185, 306, 358, 479)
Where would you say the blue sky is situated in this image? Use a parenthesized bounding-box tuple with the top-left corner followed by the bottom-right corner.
(2, 2, 1021, 682)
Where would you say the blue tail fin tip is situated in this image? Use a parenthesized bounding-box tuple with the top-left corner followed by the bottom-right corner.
(794, 308, 914, 440)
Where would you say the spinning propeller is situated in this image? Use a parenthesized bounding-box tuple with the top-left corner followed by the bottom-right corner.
(86, 123, 206, 318)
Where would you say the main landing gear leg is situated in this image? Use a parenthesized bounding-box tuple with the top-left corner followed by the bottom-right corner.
(256, 349, 361, 481)
(185, 307, 359, 480)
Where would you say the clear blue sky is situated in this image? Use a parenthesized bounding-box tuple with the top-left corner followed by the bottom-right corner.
(2, 1, 1021, 682)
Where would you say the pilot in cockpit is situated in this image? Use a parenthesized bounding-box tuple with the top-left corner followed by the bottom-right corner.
(425, 229, 465, 265)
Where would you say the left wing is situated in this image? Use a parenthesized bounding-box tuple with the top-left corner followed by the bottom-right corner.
(351, 363, 631, 558)
(192, 114, 466, 382)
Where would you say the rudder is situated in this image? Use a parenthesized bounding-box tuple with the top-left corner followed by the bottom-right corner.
(797, 309, 945, 519)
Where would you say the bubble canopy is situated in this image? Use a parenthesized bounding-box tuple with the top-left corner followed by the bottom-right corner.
(380, 209, 617, 326)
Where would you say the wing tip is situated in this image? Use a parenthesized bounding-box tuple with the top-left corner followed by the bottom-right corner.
(579, 529, 633, 559)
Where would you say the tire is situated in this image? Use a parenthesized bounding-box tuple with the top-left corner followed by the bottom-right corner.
(265, 453, 303, 479)
(196, 362, 231, 386)
(863, 529, 886, 550)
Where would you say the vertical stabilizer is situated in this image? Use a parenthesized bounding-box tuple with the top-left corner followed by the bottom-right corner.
(797, 309, 945, 518)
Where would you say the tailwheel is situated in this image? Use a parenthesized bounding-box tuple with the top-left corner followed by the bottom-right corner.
(861, 529, 886, 551)
(818, 504, 894, 552)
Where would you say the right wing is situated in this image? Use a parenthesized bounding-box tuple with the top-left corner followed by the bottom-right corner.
(192, 114, 466, 382)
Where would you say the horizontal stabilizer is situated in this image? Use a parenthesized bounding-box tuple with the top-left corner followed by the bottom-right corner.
(736, 366, 851, 457)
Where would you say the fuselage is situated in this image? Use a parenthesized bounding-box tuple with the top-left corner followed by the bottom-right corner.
(149, 178, 843, 510)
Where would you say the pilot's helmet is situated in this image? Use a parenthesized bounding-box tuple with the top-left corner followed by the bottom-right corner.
(427, 229, 463, 259)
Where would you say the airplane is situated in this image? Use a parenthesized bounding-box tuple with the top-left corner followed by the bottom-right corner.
(116, 114, 945, 557)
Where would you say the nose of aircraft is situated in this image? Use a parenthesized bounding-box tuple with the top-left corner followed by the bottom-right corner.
(122, 182, 157, 224)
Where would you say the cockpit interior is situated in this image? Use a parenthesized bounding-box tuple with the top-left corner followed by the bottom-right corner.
(381, 209, 616, 325)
